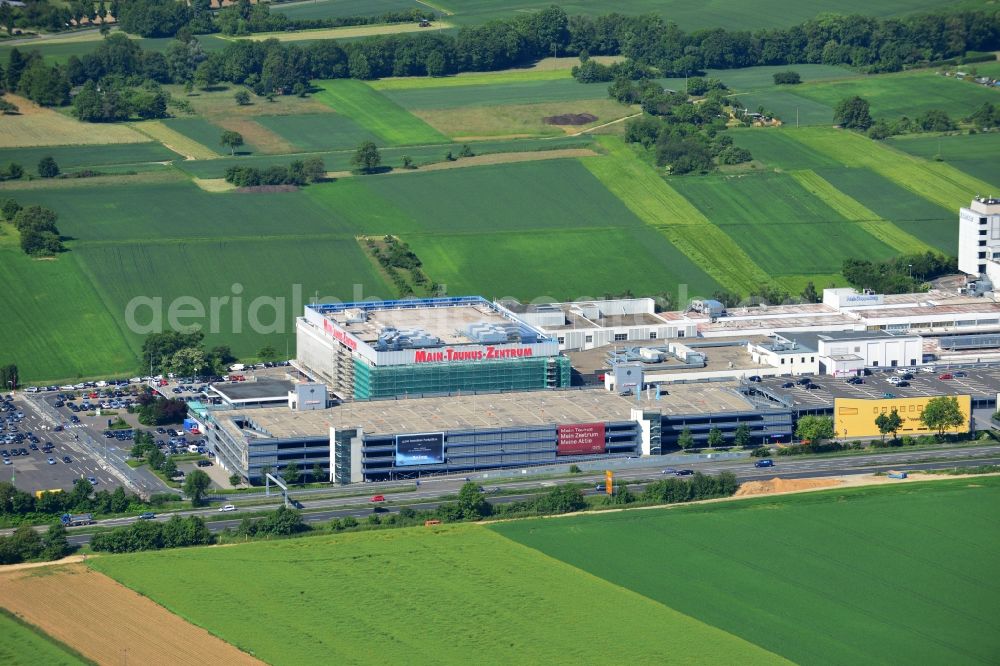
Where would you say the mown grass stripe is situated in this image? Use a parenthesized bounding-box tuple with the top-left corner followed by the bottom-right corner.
(131, 120, 219, 160)
(312, 80, 448, 146)
(790, 170, 937, 255)
(582, 136, 770, 294)
(788, 128, 993, 212)
(368, 68, 570, 91)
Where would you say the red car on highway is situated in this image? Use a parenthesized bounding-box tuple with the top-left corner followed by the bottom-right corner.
(370, 495, 385, 503)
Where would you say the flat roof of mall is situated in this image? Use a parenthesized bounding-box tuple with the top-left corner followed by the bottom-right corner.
(311, 297, 537, 346)
(225, 382, 761, 439)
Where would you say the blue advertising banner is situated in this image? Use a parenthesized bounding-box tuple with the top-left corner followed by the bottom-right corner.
(396, 433, 444, 466)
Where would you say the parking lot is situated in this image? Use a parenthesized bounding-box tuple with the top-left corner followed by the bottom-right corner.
(1, 394, 125, 494)
(753, 365, 1000, 410)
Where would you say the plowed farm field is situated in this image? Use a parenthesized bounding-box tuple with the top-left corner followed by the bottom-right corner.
(0, 563, 263, 666)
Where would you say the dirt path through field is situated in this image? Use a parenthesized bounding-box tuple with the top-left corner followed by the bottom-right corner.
(0, 563, 263, 665)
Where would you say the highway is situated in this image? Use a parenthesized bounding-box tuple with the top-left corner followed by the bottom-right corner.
(58, 445, 1000, 547)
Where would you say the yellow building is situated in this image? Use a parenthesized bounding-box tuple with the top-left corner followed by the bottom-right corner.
(834, 395, 971, 439)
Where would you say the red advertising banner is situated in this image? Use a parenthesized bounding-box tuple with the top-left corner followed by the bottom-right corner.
(557, 423, 606, 456)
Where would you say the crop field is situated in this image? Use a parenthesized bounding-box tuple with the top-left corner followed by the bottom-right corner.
(74, 236, 391, 359)
(271, 0, 423, 20)
(582, 137, 768, 294)
(0, 608, 88, 666)
(254, 113, 380, 152)
(730, 128, 840, 170)
(0, 95, 148, 148)
(313, 80, 447, 145)
(0, 142, 179, 171)
(439, 0, 973, 30)
(237, 21, 452, 42)
(174, 135, 594, 178)
(368, 68, 570, 92)
(405, 225, 720, 300)
(161, 118, 250, 156)
(786, 127, 994, 212)
(494, 477, 1000, 665)
(0, 564, 262, 665)
(89, 525, 784, 665)
(791, 70, 1000, 121)
(671, 172, 898, 274)
(788, 170, 937, 255)
(812, 167, 957, 252)
(887, 132, 1000, 188)
(707, 64, 857, 91)
(411, 99, 636, 139)
(130, 120, 219, 160)
(0, 235, 136, 382)
(733, 89, 837, 126)
(382, 78, 611, 110)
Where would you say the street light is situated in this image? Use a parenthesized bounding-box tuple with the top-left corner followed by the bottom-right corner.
(908, 264, 913, 279)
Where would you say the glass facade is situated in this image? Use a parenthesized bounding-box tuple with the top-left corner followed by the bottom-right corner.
(352, 356, 571, 400)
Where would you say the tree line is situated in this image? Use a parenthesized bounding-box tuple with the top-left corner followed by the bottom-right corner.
(0, 523, 72, 564)
(0, 479, 171, 528)
(842, 252, 956, 294)
(5, 7, 999, 111)
(90, 514, 214, 553)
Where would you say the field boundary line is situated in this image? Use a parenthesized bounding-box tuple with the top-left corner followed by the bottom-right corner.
(582, 136, 770, 293)
(571, 112, 643, 136)
(789, 170, 938, 255)
(229, 20, 454, 42)
(129, 121, 218, 160)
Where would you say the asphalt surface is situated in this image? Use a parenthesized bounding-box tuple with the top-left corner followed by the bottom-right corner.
(53, 444, 1000, 547)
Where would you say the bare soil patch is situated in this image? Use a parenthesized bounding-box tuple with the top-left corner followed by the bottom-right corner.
(736, 477, 842, 496)
(0, 563, 263, 665)
(544, 112, 598, 125)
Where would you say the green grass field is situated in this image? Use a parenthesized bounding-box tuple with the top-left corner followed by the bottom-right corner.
(672, 172, 898, 274)
(89, 524, 786, 665)
(887, 132, 1000, 189)
(1, 178, 393, 379)
(494, 477, 1000, 665)
(174, 135, 594, 178)
(582, 136, 769, 294)
(786, 127, 994, 212)
(381, 78, 610, 110)
(368, 68, 570, 91)
(161, 118, 252, 156)
(253, 113, 379, 152)
(791, 70, 999, 122)
(0, 235, 136, 381)
(309, 157, 721, 299)
(706, 64, 858, 91)
(271, 0, 422, 20)
(73, 236, 391, 360)
(313, 80, 448, 145)
(812, 167, 957, 252)
(0, 143, 180, 171)
(0, 608, 90, 666)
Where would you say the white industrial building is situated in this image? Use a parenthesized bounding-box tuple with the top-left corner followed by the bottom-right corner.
(749, 330, 923, 376)
(511, 298, 699, 350)
(958, 195, 1000, 289)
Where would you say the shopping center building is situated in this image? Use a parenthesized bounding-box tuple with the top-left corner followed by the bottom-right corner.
(295, 297, 570, 400)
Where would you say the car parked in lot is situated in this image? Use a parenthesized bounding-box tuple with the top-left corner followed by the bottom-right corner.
(954, 371, 967, 378)
(62, 456, 71, 463)
(846, 376, 864, 384)
(47, 457, 56, 465)
(781, 382, 794, 388)
(2, 458, 9, 465)
(896, 381, 910, 387)
(939, 373, 953, 380)
(748, 376, 762, 382)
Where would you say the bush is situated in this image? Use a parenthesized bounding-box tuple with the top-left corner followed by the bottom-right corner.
(772, 71, 801, 84)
